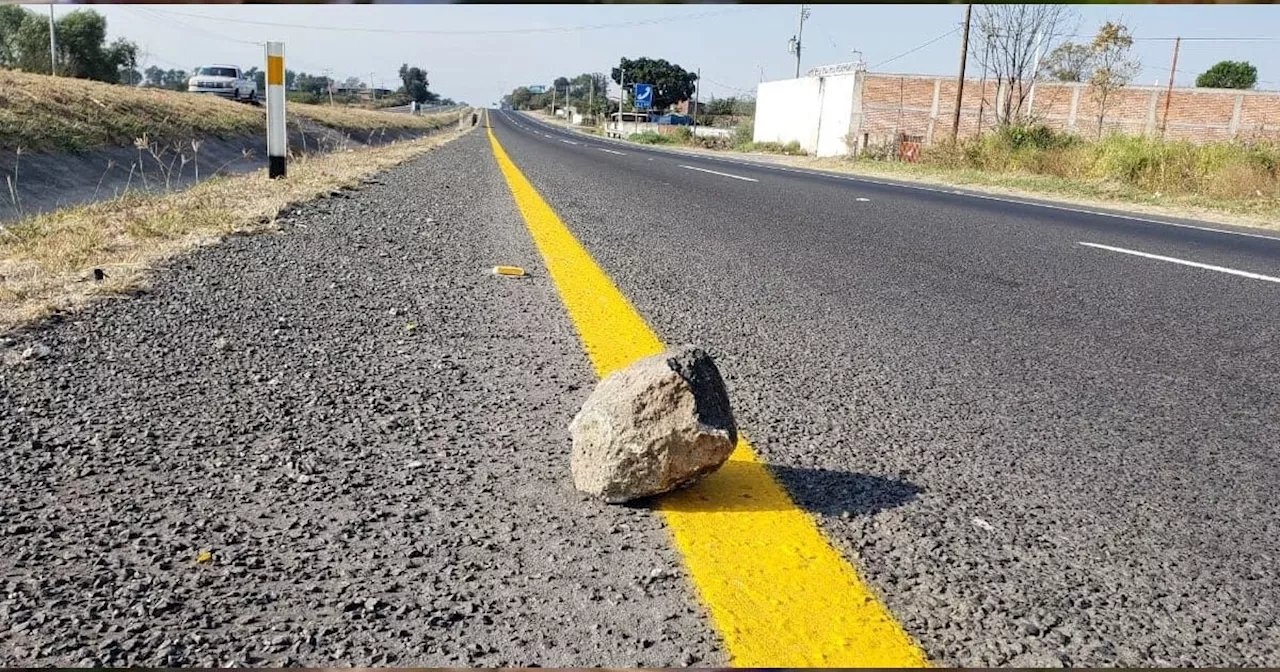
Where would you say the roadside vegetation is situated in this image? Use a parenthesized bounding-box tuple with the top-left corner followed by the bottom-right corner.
(843, 125, 1280, 221)
(0, 70, 457, 153)
(0, 122, 474, 332)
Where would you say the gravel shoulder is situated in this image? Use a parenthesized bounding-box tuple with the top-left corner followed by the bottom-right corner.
(0, 129, 723, 667)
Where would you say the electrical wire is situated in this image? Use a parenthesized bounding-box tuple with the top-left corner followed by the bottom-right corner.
(137, 5, 765, 37)
(870, 26, 961, 70)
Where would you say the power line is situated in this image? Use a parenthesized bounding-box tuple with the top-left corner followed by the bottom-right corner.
(871, 26, 961, 70)
(126, 7, 264, 47)
(137, 5, 764, 37)
(701, 76, 755, 95)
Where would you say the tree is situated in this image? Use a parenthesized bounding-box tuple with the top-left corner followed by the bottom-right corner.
(1042, 41, 1093, 82)
(971, 5, 1077, 123)
(508, 86, 533, 110)
(0, 5, 28, 67)
(1196, 61, 1258, 90)
(294, 72, 333, 95)
(144, 65, 165, 87)
(341, 76, 364, 90)
(0, 7, 138, 83)
(243, 66, 265, 92)
(610, 57, 698, 112)
(285, 68, 297, 90)
(398, 63, 438, 104)
(1088, 21, 1140, 138)
(160, 68, 188, 91)
(568, 73, 610, 116)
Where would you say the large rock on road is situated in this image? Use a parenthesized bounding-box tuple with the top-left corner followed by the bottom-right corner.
(569, 346, 738, 503)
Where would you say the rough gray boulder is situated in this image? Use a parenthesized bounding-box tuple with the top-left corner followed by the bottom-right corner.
(569, 346, 738, 503)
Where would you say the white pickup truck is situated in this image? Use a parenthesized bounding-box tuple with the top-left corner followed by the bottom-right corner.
(187, 64, 257, 102)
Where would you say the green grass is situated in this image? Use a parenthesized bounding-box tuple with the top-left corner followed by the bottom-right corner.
(628, 131, 677, 145)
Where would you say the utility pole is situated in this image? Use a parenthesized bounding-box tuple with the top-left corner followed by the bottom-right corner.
(588, 76, 595, 122)
(369, 72, 377, 101)
(976, 37, 991, 133)
(619, 66, 626, 114)
(1161, 37, 1181, 136)
(951, 4, 972, 141)
(551, 85, 556, 114)
(693, 67, 700, 129)
(323, 68, 335, 106)
(1025, 31, 1045, 119)
(48, 4, 57, 76)
(786, 5, 811, 78)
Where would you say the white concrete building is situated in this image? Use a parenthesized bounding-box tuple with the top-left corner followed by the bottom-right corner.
(754, 63, 866, 158)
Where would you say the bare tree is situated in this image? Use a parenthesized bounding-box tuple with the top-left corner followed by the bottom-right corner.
(1089, 21, 1140, 138)
(970, 4, 1077, 124)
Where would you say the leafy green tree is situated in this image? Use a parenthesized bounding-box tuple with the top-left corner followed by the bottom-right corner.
(610, 57, 697, 111)
(508, 86, 533, 109)
(144, 65, 165, 87)
(294, 72, 333, 95)
(0, 7, 137, 83)
(1196, 61, 1258, 90)
(284, 68, 297, 90)
(161, 68, 188, 91)
(0, 5, 28, 67)
(569, 73, 610, 116)
(398, 63, 439, 104)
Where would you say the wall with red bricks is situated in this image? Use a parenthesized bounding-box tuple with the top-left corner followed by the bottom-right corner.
(858, 72, 1280, 149)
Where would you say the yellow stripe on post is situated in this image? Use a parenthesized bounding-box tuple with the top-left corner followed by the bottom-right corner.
(484, 116, 930, 668)
(266, 54, 284, 86)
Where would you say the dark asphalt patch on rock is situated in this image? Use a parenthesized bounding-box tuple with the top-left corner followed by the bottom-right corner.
(0, 130, 724, 667)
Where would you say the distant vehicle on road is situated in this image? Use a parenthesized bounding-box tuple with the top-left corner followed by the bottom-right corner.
(188, 65, 257, 102)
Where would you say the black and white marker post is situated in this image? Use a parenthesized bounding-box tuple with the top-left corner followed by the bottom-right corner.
(266, 41, 286, 179)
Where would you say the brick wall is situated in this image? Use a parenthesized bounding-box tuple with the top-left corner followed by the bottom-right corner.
(860, 72, 1280, 147)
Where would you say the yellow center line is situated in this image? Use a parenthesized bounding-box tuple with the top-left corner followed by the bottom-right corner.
(484, 109, 929, 668)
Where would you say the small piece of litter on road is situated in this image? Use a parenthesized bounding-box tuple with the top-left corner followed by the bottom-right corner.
(493, 266, 527, 277)
(92, 268, 107, 281)
(405, 322, 417, 331)
(972, 517, 995, 532)
(856, 197, 871, 202)
(407, 460, 425, 469)
(195, 551, 213, 563)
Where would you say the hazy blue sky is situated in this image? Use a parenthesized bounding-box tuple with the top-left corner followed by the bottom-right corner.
(73, 3, 1280, 105)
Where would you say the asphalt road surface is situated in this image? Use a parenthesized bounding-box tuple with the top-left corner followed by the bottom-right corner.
(2, 112, 1278, 666)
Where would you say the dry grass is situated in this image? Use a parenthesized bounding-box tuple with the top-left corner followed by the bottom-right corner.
(291, 103, 462, 135)
(0, 70, 465, 153)
(0, 123, 474, 333)
(0, 70, 262, 152)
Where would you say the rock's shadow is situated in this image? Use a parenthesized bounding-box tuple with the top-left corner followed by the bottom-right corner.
(769, 464, 921, 517)
(651, 458, 921, 516)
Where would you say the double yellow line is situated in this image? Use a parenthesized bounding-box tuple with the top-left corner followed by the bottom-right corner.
(485, 110, 928, 667)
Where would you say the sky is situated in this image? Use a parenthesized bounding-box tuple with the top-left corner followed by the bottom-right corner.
(66, 3, 1280, 106)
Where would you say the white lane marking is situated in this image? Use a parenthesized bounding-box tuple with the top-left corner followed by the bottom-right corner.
(679, 164, 758, 182)
(856, 197, 871, 202)
(1078, 242, 1280, 284)
(597, 148, 626, 155)
(560, 139, 579, 145)
(513, 112, 1280, 244)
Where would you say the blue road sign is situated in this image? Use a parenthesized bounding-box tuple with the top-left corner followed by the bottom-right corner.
(634, 83, 653, 109)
